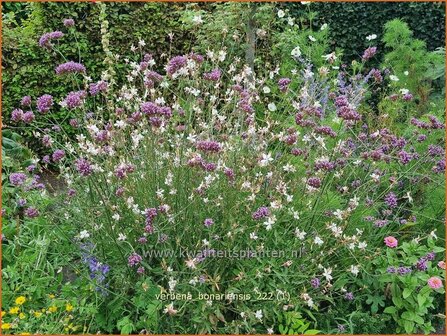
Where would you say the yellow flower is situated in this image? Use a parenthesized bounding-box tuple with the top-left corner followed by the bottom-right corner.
(1, 311, 5, 317)
(48, 306, 57, 313)
(48, 294, 55, 299)
(20, 333, 31, 335)
(65, 303, 73, 312)
(9, 307, 20, 315)
(1, 323, 12, 330)
(19, 312, 26, 319)
(15, 296, 26, 305)
(33, 311, 42, 318)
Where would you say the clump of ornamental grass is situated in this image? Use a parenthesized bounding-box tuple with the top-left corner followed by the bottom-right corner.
(5, 13, 445, 334)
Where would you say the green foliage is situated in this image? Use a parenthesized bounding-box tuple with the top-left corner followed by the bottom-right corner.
(278, 311, 320, 335)
(370, 238, 445, 334)
(286, 2, 445, 63)
(2, 129, 33, 173)
(381, 19, 445, 113)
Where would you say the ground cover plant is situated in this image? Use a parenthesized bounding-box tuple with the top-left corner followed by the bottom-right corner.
(1, 2, 445, 334)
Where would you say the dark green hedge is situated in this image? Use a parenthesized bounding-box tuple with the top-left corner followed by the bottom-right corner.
(286, 1, 445, 62)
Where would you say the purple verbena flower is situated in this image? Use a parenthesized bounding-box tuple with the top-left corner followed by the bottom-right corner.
(62, 90, 87, 110)
(11, 109, 24, 122)
(20, 96, 32, 107)
(36, 94, 53, 113)
(75, 158, 93, 176)
(252, 206, 270, 220)
(310, 277, 320, 288)
(196, 140, 222, 153)
(128, 253, 143, 267)
(384, 192, 398, 209)
(9, 172, 27, 186)
(203, 68, 221, 81)
(24, 207, 39, 218)
(344, 292, 354, 300)
(52, 149, 65, 162)
(89, 81, 108, 96)
(204, 218, 214, 228)
(39, 31, 64, 48)
(307, 177, 322, 188)
(362, 46, 377, 61)
(55, 61, 86, 75)
(166, 55, 187, 76)
(278, 78, 291, 92)
(63, 18, 75, 27)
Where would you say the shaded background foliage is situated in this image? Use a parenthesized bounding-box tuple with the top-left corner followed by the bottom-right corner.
(286, 1, 445, 62)
(2, 1, 445, 128)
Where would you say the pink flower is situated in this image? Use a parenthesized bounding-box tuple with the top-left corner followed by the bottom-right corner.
(427, 276, 443, 289)
(438, 261, 446, 270)
(384, 236, 398, 248)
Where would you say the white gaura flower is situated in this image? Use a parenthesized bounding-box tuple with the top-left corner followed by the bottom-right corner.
(429, 230, 438, 240)
(314, 236, 324, 246)
(295, 228, 306, 240)
(308, 35, 316, 42)
(163, 303, 178, 315)
(267, 327, 274, 335)
(304, 69, 314, 79)
(349, 265, 360, 276)
(192, 15, 203, 25)
(322, 52, 337, 62)
(185, 258, 197, 269)
(291, 46, 302, 58)
(320, 23, 328, 31)
(277, 10, 285, 18)
(267, 102, 277, 111)
(399, 88, 409, 95)
(404, 71, 409, 76)
(323, 267, 333, 281)
(250, 232, 259, 240)
(306, 297, 314, 307)
(366, 34, 377, 41)
(259, 153, 273, 167)
(255, 309, 263, 320)
(287, 17, 295, 26)
(404, 191, 413, 203)
(333, 209, 344, 220)
(263, 86, 271, 94)
(283, 164, 296, 173)
(112, 213, 120, 221)
(79, 230, 90, 239)
(117, 233, 126, 241)
(370, 172, 381, 183)
(389, 75, 399, 82)
(358, 241, 368, 250)
(263, 215, 276, 231)
(168, 277, 177, 291)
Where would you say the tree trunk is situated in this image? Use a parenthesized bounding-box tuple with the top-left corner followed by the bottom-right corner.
(245, 3, 257, 84)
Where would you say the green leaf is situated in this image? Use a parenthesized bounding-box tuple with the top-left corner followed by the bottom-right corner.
(384, 306, 397, 315)
(403, 288, 413, 299)
(403, 320, 415, 333)
(304, 329, 320, 335)
(417, 293, 426, 307)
